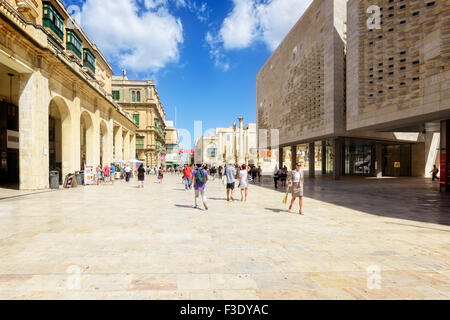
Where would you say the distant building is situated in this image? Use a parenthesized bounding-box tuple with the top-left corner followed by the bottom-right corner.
(164, 120, 180, 168)
(195, 118, 257, 166)
(111, 75, 166, 168)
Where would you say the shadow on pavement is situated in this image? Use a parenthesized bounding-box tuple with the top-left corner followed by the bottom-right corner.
(257, 175, 450, 226)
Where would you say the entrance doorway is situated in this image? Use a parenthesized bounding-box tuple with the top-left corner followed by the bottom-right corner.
(0, 68, 19, 188)
(383, 144, 412, 177)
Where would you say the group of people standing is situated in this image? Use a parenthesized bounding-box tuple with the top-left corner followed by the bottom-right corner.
(180, 162, 264, 211)
(95, 163, 117, 185)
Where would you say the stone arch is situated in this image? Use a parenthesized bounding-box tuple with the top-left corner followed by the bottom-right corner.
(80, 110, 95, 167)
(48, 96, 73, 182)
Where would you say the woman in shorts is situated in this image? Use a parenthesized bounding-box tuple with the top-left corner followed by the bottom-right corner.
(238, 164, 249, 201)
(158, 167, 164, 183)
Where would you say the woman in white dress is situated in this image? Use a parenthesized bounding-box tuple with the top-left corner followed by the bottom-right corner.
(238, 164, 249, 201)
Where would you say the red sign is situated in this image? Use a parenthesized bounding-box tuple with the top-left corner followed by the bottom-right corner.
(179, 149, 194, 154)
(440, 153, 447, 190)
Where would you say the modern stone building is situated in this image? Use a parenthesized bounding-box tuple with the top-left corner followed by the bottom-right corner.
(164, 120, 180, 168)
(0, 0, 137, 190)
(195, 118, 258, 166)
(347, 0, 450, 190)
(111, 75, 166, 168)
(257, 0, 448, 189)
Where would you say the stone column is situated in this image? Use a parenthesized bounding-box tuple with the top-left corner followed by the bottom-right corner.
(279, 147, 283, 169)
(375, 142, 383, 178)
(291, 145, 297, 170)
(233, 122, 237, 164)
(322, 141, 327, 174)
(72, 93, 81, 171)
(333, 137, 343, 180)
(130, 134, 136, 160)
(239, 117, 244, 162)
(19, 72, 50, 190)
(114, 126, 123, 161)
(123, 129, 130, 161)
(441, 120, 449, 192)
(309, 142, 315, 178)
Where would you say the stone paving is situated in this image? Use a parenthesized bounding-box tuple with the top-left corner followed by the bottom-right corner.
(0, 174, 449, 300)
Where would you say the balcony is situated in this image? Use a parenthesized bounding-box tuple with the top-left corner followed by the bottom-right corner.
(42, 2, 64, 42)
(66, 29, 82, 60)
(83, 48, 96, 75)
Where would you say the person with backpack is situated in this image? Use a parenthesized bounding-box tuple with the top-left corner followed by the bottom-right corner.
(190, 163, 209, 210)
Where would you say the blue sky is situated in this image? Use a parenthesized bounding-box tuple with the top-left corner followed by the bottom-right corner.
(61, 0, 312, 147)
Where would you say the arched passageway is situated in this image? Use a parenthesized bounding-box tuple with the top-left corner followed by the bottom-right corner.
(80, 111, 95, 168)
(49, 97, 72, 183)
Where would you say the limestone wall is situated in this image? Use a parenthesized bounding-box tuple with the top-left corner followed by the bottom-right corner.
(257, 0, 347, 148)
(347, 0, 450, 131)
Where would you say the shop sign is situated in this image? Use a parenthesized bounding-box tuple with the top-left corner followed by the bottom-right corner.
(7, 130, 19, 149)
(84, 165, 95, 185)
(394, 162, 401, 168)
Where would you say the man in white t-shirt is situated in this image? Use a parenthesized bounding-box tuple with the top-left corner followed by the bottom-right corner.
(124, 165, 132, 182)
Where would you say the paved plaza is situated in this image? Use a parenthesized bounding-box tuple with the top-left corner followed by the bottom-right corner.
(0, 174, 449, 300)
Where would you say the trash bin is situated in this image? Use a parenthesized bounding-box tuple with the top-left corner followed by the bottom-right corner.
(49, 171, 59, 189)
(75, 171, 84, 186)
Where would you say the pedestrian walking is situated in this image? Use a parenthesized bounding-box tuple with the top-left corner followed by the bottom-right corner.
(287, 162, 305, 215)
(137, 164, 145, 188)
(183, 164, 193, 191)
(190, 163, 209, 210)
(218, 166, 223, 180)
(158, 167, 164, 183)
(281, 166, 288, 188)
(224, 162, 237, 201)
(124, 165, 132, 182)
(273, 167, 280, 189)
(96, 165, 103, 186)
(238, 164, 249, 201)
(257, 166, 262, 183)
(431, 165, 439, 181)
(110, 163, 116, 184)
(103, 164, 110, 184)
(251, 165, 257, 183)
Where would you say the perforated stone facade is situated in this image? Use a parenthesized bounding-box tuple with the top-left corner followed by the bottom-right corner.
(347, 0, 450, 131)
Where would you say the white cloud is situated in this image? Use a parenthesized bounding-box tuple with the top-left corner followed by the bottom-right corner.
(255, 0, 312, 50)
(220, 0, 258, 50)
(205, 32, 230, 71)
(143, 0, 168, 9)
(79, 0, 183, 73)
(206, 0, 312, 70)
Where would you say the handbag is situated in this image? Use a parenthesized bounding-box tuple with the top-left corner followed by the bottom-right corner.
(282, 192, 289, 204)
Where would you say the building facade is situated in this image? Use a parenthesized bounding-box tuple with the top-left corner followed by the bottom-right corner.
(164, 120, 180, 168)
(111, 76, 166, 168)
(0, 0, 137, 190)
(347, 0, 450, 190)
(195, 118, 258, 166)
(257, 0, 447, 187)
